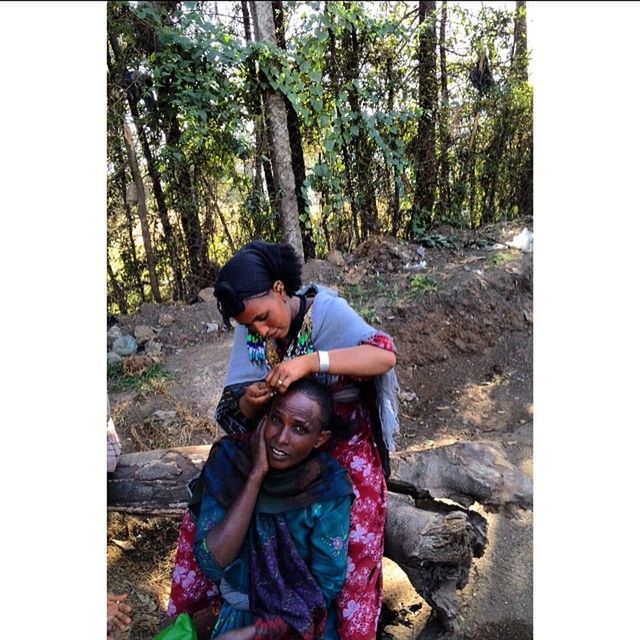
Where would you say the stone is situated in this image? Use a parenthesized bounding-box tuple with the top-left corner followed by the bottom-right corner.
(206, 322, 219, 333)
(107, 325, 122, 340)
(325, 249, 346, 267)
(113, 335, 138, 357)
(145, 340, 163, 356)
(158, 313, 174, 327)
(198, 287, 216, 303)
(107, 352, 122, 367)
(107, 325, 122, 349)
(134, 324, 155, 344)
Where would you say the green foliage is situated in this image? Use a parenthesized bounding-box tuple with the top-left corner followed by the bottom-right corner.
(107, 1, 532, 313)
(107, 361, 172, 392)
(409, 274, 439, 298)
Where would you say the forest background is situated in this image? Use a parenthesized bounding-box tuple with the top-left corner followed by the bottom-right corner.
(1, 2, 639, 640)
(106, 0, 532, 310)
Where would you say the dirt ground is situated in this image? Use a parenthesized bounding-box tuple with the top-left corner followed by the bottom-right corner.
(107, 218, 533, 639)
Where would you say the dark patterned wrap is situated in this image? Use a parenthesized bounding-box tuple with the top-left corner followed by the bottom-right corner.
(200, 434, 353, 639)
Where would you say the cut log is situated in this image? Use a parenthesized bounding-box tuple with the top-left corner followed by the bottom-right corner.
(388, 440, 533, 510)
(108, 441, 532, 515)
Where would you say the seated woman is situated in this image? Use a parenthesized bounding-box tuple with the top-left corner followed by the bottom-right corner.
(192, 379, 353, 640)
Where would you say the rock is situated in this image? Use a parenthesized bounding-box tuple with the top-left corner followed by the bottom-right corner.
(113, 335, 138, 357)
(206, 322, 219, 334)
(398, 391, 418, 404)
(145, 340, 163, 356)
(158, 313, 174, 327)
(107, 325, 122, 349)
(107, 352, 122, 367)
(198, 287, 216, 303)
(134, 324, 155, 344)
(325, 249, 346, 267)
(107, 325, 122, 340)
(152, 410, 177, 427)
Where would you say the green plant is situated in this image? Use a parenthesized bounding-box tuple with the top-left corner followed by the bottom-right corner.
(409, 274, 438, 298)
(107, 361, 173, 392)
(487, 251, 517, 267)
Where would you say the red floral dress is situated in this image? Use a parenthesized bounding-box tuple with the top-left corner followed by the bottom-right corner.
(167, 334, 396, 640)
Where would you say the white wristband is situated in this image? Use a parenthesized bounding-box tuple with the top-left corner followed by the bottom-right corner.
(318, 350, 330, 374)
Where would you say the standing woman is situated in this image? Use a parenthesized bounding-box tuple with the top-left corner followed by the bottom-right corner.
(168, 241, 399, 639)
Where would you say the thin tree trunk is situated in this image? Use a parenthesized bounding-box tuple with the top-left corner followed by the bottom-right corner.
(342, 2, 379, 238)
(325, 0, 360, 247)
(272, 0, 314, 258)
(241, 0, 269, 219)
(512, 0, 528, 81)
(250, 0, 304, 260)
(437, 1, 452, 219)
(107, 259, 129, 315)
(122, 120, 162, 302)
(202, 176, 236, 253)
(412, 0, 438, 231)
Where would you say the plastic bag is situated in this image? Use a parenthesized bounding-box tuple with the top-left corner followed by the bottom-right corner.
(152, 613, 197, 640)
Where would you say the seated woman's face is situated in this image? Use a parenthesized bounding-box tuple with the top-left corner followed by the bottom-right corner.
(265, 391, 331, 470)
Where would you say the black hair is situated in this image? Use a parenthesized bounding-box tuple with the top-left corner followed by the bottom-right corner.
(214, 241, 303, 327)
(273, 378, 351, 440)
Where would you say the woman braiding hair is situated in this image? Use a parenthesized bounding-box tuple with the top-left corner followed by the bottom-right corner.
(167, 241, 400, 639)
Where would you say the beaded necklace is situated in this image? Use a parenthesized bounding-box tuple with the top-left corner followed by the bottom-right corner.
(246, 305, 314, 368)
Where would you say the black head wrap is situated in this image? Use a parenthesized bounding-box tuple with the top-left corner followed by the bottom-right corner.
(214, 241, 302, 326)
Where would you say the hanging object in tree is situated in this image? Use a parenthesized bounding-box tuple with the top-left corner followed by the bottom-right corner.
(470, 50, 494, 93)
(126, 181, 138, 205)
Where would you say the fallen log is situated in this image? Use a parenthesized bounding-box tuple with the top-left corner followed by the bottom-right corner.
(107, 441, 532, 631)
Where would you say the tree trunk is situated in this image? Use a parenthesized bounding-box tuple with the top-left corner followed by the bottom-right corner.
(437, 1, 452, 219)
(325, 1, 360, 247)
(512, 0, 528, 81)
(513, 0, 533, 217)
(202, 176, 236, 253)
(250, 0, 304, 260)
(412, 0, 438, 232)
(341, 2, 379, 239)
(122, 120, 162, 302)
(272, 0, 315, 258)
(107, 259, 129, 315)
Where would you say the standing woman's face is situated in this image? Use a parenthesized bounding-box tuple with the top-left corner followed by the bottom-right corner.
(234, 283, 293, 339)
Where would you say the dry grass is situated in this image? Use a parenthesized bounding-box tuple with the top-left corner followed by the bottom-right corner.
(107, 513, 182, 639)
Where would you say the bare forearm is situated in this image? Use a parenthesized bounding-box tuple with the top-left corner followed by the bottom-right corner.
(311, 344, 396, 377)
(205, 471, 265, 567)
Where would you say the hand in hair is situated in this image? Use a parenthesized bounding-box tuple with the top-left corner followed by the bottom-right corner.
(265, 354, 317, 394)
(239, 381, 274, 420)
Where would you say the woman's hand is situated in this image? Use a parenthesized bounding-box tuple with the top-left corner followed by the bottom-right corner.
(265, 354, 316, 393)
(239, 381, 274, 419)
(250, 417, 270, 480)
(107, 592, 132, 638)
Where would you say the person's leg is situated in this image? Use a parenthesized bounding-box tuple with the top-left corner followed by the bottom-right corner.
(167, 511, 219, 617)
(331, 435, 386, 639)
